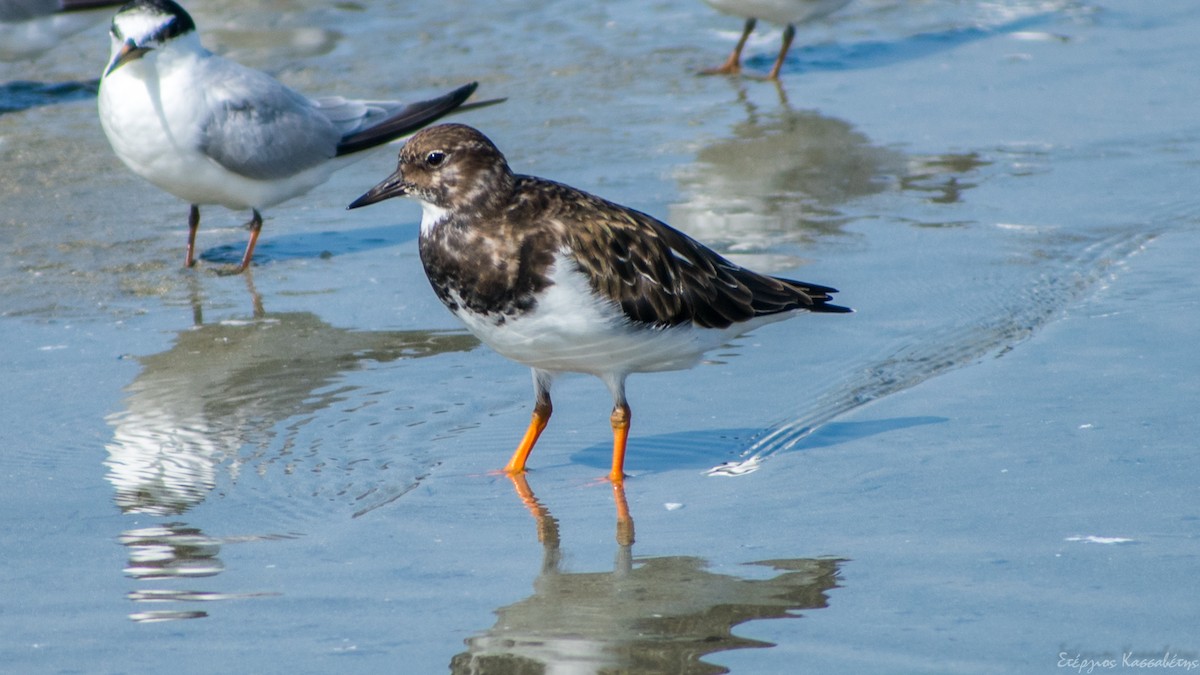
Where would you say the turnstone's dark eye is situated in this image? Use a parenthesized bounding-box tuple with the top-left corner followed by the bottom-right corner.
(425, 151, 446, 167)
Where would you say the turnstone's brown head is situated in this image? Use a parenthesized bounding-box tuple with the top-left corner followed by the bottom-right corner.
(348, 123, 515, 214)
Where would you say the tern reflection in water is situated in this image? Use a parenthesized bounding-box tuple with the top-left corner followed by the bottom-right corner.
(104, 298, 477, 517)
(451, 476, 844, 674)
(670, 98, 987, 266)
(118, 522, 289, 623)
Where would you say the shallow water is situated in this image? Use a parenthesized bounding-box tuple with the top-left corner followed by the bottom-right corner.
(2, 0, 1198, 672)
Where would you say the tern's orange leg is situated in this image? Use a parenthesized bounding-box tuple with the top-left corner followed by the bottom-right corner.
(702, 17, 756, 75)
(766, 23, 796, 81)
(506, 399, 552, 475)
(185, 205, 200, 268)
(233, 209, 264, 274)
(608, 403, 630, 484)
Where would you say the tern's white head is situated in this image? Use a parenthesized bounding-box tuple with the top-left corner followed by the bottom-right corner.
(104, 0, 198, 76)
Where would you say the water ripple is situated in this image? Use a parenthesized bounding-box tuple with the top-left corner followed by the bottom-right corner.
(710, 229, 1157, 474)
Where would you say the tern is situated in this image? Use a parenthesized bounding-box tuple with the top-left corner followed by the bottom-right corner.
(98, 0, 501, 272)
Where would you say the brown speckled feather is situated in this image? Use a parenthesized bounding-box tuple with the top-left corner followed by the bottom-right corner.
(347, 123, 851, 483)
(350, 122, 849, 330)
(506, 176, 849, 329)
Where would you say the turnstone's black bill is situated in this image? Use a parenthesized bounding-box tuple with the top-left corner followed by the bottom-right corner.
(349, 123, 850, 483)
(97, 0, 502, 273)
(701, 0, 851, 80)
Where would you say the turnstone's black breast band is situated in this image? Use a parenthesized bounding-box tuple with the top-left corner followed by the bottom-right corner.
(419, 211, 557, 320)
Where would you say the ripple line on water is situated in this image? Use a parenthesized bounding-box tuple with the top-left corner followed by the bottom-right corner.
(708, 229, 1157, 475)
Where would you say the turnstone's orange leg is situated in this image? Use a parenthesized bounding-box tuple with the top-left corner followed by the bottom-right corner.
(185, 205, 200, 268)
(506, 399, 551, 474)
(766, 23, 796, 81)
(233, 209, 264, 273)
(702, 17, 756, 76)
(608, 402, 631, 484)
(612, 481, 635, 546)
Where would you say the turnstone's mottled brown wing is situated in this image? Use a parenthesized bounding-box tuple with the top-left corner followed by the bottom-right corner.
(554, 182, 850, 329)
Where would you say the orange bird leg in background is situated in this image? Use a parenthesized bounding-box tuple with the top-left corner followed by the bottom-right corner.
(703, 17, 756, 75)
(233, 209, 264, 273)
(767, 23, 797, 81)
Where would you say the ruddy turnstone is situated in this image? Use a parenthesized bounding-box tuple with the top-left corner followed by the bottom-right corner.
(1, 0, 126, 61)
(702, 0, 851, 80)
(98, 0, 500, 272)
(348, 124, 850, 483)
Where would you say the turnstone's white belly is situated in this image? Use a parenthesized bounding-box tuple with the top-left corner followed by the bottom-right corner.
(448, 256, 665, 375)
(451, 252, 790, 376)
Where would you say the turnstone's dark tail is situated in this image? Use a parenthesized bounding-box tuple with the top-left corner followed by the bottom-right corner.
(745, 273, 853, 317)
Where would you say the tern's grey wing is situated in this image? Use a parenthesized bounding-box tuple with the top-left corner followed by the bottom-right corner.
(197, 60, 341, 181)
